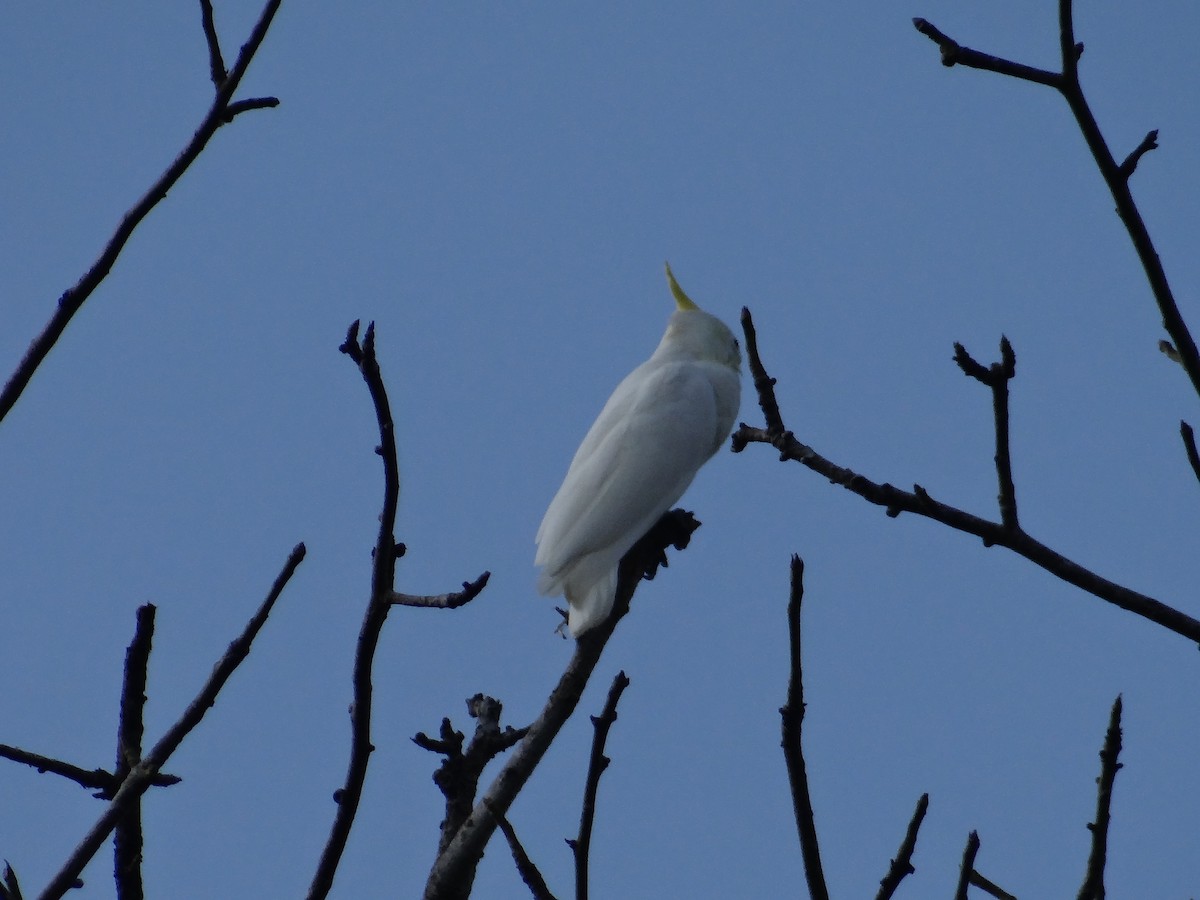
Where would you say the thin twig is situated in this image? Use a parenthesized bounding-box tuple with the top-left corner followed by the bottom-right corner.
(309, 323, 488, 900)
(113, 605, 156, 900)
(1118, 130, 1159, 180)
(1, 862, 24, 900)
(733, 309, 1200, 645)
(569, 671, 631, 900)
(970, 869, 1018, 900)
(953, 338, 1019, 529)
(912, 18, 1062, 87)
(423, 511, 700, 900)
(37, 543, 306, 900)
(307, 322, 404, 900)
(1180, 421, 1200, 488)
(486, 802, 559, 900)
(0, 0, 284, 428)
(779, 555, 829, 900)
(913, 5, 1200, 406)
(875, 793, 930, 900)
(954, 831, 981, 900)
(387, 571, 490, 609)
(1077, 696, 1123, 900)
(197, 0, 227, 87)
(0, 745, 179, 794)
(415, 696, 529, 860)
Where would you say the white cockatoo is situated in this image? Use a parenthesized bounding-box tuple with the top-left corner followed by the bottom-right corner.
(535, 265, 742, 636)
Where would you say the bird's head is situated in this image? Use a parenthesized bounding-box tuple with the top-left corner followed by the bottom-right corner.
(660, 263, 741, 371)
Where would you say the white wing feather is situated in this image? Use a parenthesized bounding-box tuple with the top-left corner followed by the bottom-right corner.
(536, 357, 731, 634)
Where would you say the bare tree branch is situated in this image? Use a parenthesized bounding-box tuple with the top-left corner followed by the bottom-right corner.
(1077, 696, 1123, 900)
(913, 4, 1200, 405)
(1180, 421, 1200, 488)
(308, 322, 487, 900)
(0, 0, 285, 428)
(568, 671, 630, 900)
(423, 510, 700, 900)
(779, 555, 829, 900)
(197, 0, 228, 87)
(0, 745, 179, 795)
(953, 338, 1019, 529)
(874, 793, 929, 900)
(954, 831, 981, 900)
(486, 802, 558, 900)
(732, 309, 1200, 645)
(113, 605, 156, 900)
(1, 862, 24, 900)
(37, 542, 306, 900)
(387, 572, 490, 610)
(415, 696, 529, 861)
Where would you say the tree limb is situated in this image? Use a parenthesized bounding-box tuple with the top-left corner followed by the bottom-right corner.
(37, 542, 305, 900)
(913, 4, 1200, 406)
(0, 0, 285, 427)
(732, 308, 1200, 645)
(423, 510, 700, 900)
(779, 555, 828, 900)
(568, 671, 630, 900)
(954, 831, 981, 900)
(1077, 696, 1123, 900)
(0, 746, 179, 795)
(113, 605, 156, 900)
(486, 802, 558, 900)
(874, 793, 929, 900)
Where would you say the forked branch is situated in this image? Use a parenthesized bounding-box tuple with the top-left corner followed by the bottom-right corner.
(0, 0, 285, 427)
(733, 308, 1200, 645)
(912, 2, 1200, 404)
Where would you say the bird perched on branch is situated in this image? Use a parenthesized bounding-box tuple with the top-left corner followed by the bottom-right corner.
(535, 264, 742, 636)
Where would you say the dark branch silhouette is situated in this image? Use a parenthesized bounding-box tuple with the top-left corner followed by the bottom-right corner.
(423, 510, 700, 899)
(568, 671, 630, 900)
(0, 0, 284, 427)
(1180, 422, 1200, 488)
(0, 745, 179, 796)
(1, 863, 24, 900)
(307, 322, 487, 900)
(1077, 696, 1123, 900)
(414, 696, 528, 864)
(733, 308, 1200, 645)
(953, 339, 1018, 529)
(913, 2, 1200, 405)
(486, 802, 558, 900)
(874, 793, 929, 900)
(113, 605, 156, 900)
(37, 542, 305, 900)
(388, 572, 491, 610)
(954, 831, 981, 900)
(779, 556, 828, 900)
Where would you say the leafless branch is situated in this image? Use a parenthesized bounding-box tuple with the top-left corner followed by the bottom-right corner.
(486, 802, 559, 900)
(778, 555, 828, 900)
(0, 745, 179, 795)
(953, 338, 1019, 529)
(423, 510, 700, 900)
(308, 323, 488, 900)
(37, 542, 305, 900)
(1077, 696, 1123, 900)
(568, 671, 630, 900)
(0, 0, 285, 428)
(1, 862, 24, 900)
(1180, 421, 1200, 488)
(113, 605, 156, 900)
(415, 696, 529, 862)
(387, 571, 491, 609)
(913, 3, 1200, 404)
(732, 309, 1200, 645)
(954, 831, 981, 900)
(875, 793, 929, 900)
(197, 0, 227, 87)
(970, 869, 1018, 900)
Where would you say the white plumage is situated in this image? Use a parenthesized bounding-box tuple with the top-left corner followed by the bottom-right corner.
(535, 266, 742, 636)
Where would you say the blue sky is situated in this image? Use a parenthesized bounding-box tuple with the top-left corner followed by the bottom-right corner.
(3, 2, 1199, 897)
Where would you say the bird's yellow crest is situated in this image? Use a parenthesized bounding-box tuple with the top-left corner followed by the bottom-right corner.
(665, 262, 700, 311)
